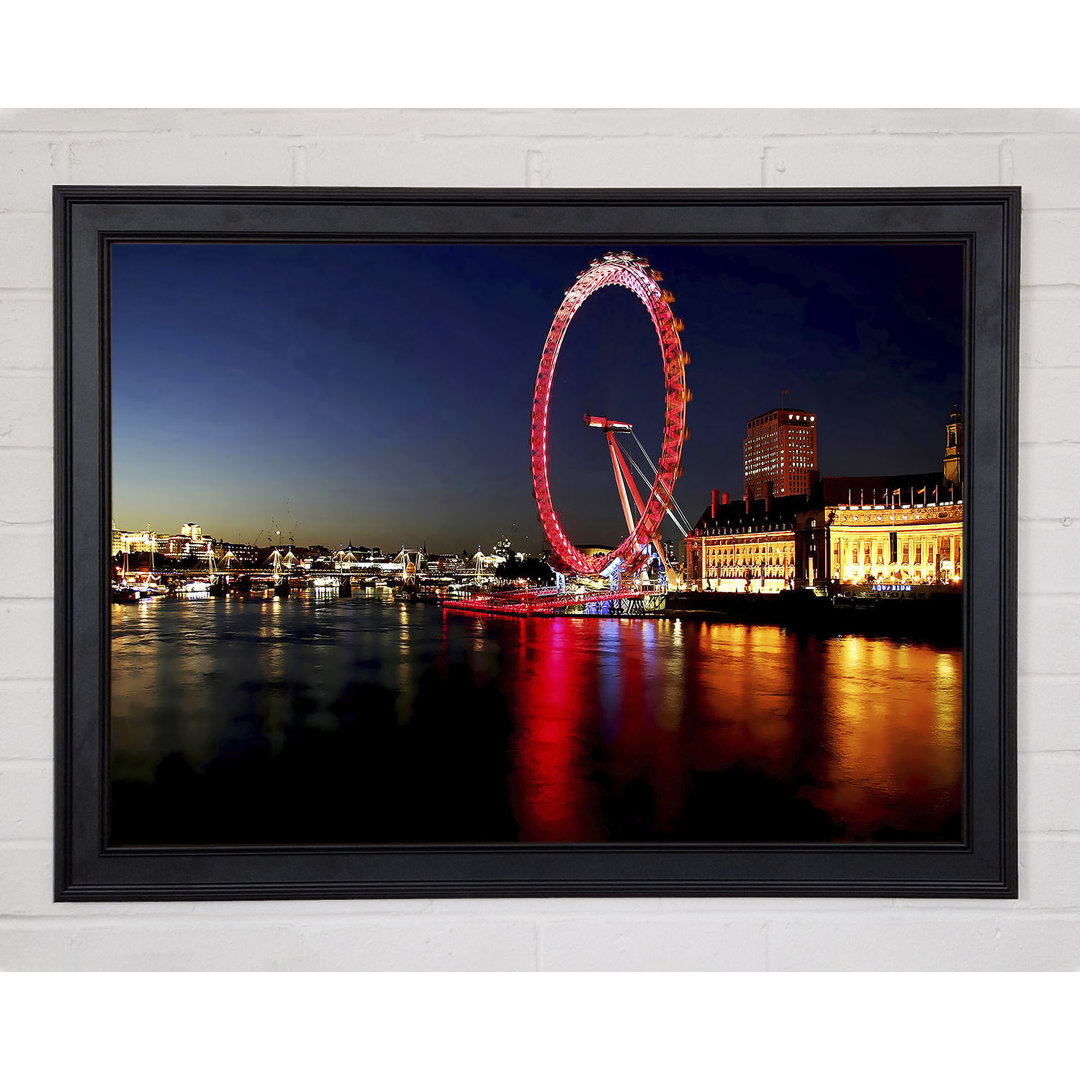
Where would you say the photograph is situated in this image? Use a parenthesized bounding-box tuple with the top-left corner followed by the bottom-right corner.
(107, 238, 965, 848)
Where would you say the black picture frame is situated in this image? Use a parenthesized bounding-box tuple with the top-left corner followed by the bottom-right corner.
(54, 186, 1019, 900)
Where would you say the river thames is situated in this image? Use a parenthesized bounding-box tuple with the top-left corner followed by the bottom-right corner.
(110, 592, 962, 845)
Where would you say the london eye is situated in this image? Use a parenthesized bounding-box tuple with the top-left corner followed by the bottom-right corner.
(530, 251, 691, 580)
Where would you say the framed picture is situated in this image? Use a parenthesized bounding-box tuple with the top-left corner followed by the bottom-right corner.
(54, 186, 1018, 899)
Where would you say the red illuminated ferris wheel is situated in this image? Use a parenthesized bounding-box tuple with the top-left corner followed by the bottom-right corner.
(530, 251, 691, 578)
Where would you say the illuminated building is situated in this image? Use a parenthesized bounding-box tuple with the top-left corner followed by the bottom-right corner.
(686, 479, 962, 592)
(685, 489, 800, 593)
(215, 541, 259, 567)
(161, 523, 214, 560)
(111, 524, 159, 557)
(743, 408, 818, 499)
(686, 408, 964, 592)
(822, 409, 964, 587)
(816, 476, 962, 587)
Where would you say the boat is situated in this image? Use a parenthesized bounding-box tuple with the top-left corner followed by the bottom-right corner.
(126, 571, 167, 596)
(177, 579, 212, 597)
(111, 583, 154, 604)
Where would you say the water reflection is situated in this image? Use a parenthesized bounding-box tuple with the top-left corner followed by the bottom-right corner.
(110, 597, 961, 845)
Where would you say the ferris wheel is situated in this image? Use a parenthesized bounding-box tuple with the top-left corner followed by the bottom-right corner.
(530, 251, 691, 578)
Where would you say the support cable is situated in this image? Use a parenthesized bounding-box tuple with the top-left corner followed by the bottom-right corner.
(622, 431, 693, 536)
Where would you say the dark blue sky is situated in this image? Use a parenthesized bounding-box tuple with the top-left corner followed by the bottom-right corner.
(110, 242, 963, 553)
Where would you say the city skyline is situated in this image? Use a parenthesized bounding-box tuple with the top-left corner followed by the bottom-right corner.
(110, 241, 964, 553)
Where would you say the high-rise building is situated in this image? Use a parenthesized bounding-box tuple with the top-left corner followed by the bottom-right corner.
(743, 408, 818, 499)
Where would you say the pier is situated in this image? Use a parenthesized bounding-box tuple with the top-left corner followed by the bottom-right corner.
(442, 585, 667, 618)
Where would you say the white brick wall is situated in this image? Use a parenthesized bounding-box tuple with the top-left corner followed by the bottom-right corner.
(2, 108, 1078, 971)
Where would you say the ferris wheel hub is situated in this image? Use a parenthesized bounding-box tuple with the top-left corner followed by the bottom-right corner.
(584, 414, 633, 433)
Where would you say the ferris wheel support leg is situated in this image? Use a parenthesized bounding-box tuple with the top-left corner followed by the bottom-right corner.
(610, 434, 668, 585)
(609, 435, 647, 519)
(608, 439, 637, 537)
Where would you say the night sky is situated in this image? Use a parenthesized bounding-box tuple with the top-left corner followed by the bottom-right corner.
(110, 242, 963, 554)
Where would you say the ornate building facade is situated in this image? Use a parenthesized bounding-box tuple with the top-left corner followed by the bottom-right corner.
(817, 478, 962, 587)
(686, 408, 964, 592)
(685, 489, 801, 594)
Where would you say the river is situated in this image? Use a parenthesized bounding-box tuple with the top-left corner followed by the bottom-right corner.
(110, 592, 962, 845)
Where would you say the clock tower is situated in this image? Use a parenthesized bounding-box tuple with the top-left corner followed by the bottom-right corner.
(944, 403, 963, 487)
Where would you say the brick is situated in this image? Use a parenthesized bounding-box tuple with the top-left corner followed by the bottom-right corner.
(538, 916, 768, 970)
(532, 137, 763, 188)
(0, 214, 51, 290)
(658, 896, 897, 914)
(0, 297, 52, 372)
(0, 374, 51, 448)
(768, 916, 1001, 970)
(0, 681, 51, 758)
(67, 136, 294, 187)
(0, 138, 66, 213)
(0, 921, 307, 971)
(303, 918, 537, 970)
(0, 526, 51, 598)
(1020, 677, 1080, 752)
(418, 111, 771, 140)
(0, 109, 169, 134)
(1023, 212, 1080, 286)
(0, 449, 52, 524)
(1005, 136, 1080, 210)
(4, 108, 1080, 139)
(0, 762, 52, 841)
(432, 896, 661, 915)
(197, 898, 433, 918)
(1019, 445, 1080, 520)
(1020, 368, 1080, 441)
(73, 922, 308, 971)
(305, 138, 531, 187)
(409, 109, 1080, 139)
(0, 925, 76, 969)
(1019, 836, 1080, 908)
(1, 108, 413, 138)
(1019, 596, 1080, 675)
(0, 844, 52, 914)
(991, 916, 1080, 969)
(0, 600, 52, 680)
(1019, 521, 1080, 595)
(1021, 292, 1080, 369)
(1019, 753, 1080, 832)
(770, 915, 1080, 970)
(762, 136, 1001, 188)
